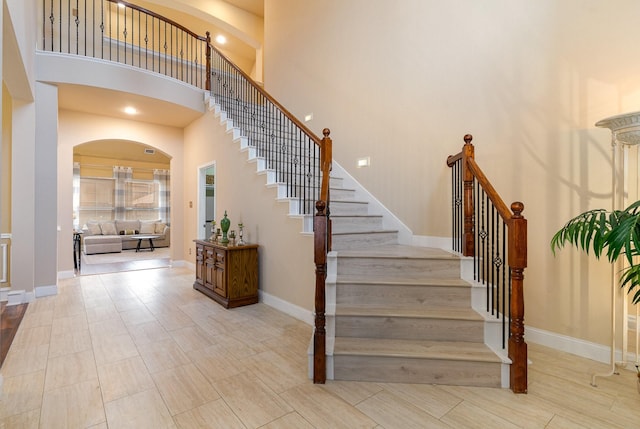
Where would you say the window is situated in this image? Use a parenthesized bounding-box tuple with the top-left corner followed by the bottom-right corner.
(78, 177, 115, 226)
(125, 180, 161, 220)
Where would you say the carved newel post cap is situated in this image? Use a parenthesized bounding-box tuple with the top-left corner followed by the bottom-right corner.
(323, 128, 331, 138)
(463, 134, 473, 144)
(315, 200, 326, 215)
(511, 201, 525, 216)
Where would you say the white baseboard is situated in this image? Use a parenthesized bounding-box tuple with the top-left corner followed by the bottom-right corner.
(58, 270, 75, 279)
(35, 284, 58, 298)
(526, 325, 623, 364)
(412, 235, 452, 250)
(7, 290, 25, 306)
(0, 287, 10, 302)
(260, 291, 313, 325)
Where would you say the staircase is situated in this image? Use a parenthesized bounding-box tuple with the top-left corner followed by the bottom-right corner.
(324, 178, 506, 388)
(207, 92, 507, 388)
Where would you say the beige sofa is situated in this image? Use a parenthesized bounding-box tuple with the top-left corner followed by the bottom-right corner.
(82, 219, 170, 254)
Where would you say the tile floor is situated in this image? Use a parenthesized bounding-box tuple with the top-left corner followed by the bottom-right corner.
(0, 266, 639, 428)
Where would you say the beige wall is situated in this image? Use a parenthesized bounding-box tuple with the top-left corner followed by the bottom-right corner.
(184, 109, 315, 311)
(263, 0, 640, 346)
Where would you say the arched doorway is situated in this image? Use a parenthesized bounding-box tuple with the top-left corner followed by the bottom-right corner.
(73, 140, 172, 274)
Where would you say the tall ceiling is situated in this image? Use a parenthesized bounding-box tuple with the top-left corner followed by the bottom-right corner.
(224, 0, 263, 17)
(60, 0, 264, 129)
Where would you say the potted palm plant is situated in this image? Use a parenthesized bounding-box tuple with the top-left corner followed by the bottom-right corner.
(551, 200, 640, 304)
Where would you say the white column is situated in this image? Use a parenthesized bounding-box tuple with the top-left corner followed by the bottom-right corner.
(34, 82, 58, 297)
(10, 98, 36, 299)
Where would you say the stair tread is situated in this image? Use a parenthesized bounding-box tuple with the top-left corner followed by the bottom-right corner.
(329, 214, 383, 218)
(335, 245, 458, 260)
(336, 276, 470, 287)
(332, 230, 398, 236)
(333, 337, 502, 362)
(336, 306, 482, 320)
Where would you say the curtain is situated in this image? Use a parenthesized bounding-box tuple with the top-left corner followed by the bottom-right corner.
(72, 162, 81, 229)
(113, 166, 132, 219)
(154, 169, 171, 224)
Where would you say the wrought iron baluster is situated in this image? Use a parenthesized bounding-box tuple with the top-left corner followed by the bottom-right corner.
(494, 205, 501, 319)
(502, 219, 507, 348)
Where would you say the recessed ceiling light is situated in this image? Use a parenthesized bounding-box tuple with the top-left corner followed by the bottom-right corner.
(215, 35, 227, 44)
(124, 106, 137, 115)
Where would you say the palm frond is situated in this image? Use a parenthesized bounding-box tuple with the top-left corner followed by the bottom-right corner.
(550, 209, 610, 257)
(620, 265, 640, 304)
(552, 201, 640, 304)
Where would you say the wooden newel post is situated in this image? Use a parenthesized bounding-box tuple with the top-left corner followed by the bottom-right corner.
(508, 201, 528, 393)
(313, 200, 327, 384)
(205, 31, 211, 91)
(320, 128, 333, 251)
(462, 134, 475, 257)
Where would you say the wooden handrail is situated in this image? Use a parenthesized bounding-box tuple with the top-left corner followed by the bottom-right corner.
(467, 158, 512, 221)
(106, 0, 207, 42)
(447, 134, 528, 394)
(207, 44, 322, 147)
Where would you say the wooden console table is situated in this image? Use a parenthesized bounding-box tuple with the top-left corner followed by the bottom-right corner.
(193, 239, 259, 308)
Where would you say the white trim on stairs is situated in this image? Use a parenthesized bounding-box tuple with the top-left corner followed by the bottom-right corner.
(331, 162, 413, 245)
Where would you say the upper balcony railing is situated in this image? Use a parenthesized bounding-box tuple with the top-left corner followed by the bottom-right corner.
(41, 0, 210, 89)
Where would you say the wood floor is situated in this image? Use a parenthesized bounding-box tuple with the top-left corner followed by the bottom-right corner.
(0, 302, 28, 368)
(1, 266, 639, 428)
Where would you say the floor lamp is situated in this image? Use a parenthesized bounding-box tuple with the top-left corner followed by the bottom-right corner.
(594, 111, 640, 386)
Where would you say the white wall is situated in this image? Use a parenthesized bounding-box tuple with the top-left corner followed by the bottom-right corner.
(264, 0, 640, 347)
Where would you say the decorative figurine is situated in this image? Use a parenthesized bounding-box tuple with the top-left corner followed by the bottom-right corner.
(237, 223, 245, 245)
(209, 220, 216, 241)
(220, 211, 230, 245)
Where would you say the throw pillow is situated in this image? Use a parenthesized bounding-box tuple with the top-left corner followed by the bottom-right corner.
(140, 222, 155, 234)
(119, 229, 137, 235)
(154, 223, 166, 234)
(87, 222, 102, 235)
(100, 222, 117, 235)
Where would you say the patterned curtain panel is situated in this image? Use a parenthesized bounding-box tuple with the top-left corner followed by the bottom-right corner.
(113, 166, 133, 219)
(73, 162, 81, 229)
(154, 169, 171, 224)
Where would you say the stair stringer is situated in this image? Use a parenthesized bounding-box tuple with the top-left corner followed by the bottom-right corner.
(461, 255, 512, 388)
(208, 93, 409, 244)
(300, 162, 413, 242)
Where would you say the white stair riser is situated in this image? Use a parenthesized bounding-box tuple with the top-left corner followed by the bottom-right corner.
(336, 283, 472, 308)
(332, 232, 398, 251)
(337, 257, 460, 279)
(331, 216, 384, 233)
(333, 356, 501, 387)
(331, 201, 369, 215)
(335, 316, 484, 342)
(329, 176, 344, 188)
(330, 188, 356, 199)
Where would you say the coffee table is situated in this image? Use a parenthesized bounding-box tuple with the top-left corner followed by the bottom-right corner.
(131, 234, 161, 252)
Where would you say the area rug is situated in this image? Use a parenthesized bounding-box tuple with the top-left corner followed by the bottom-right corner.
(80, 247, 171, 275)
(82, 247, 170, 265)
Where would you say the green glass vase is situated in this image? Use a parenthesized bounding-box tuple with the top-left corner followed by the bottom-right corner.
(220, 211, 230, 245)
